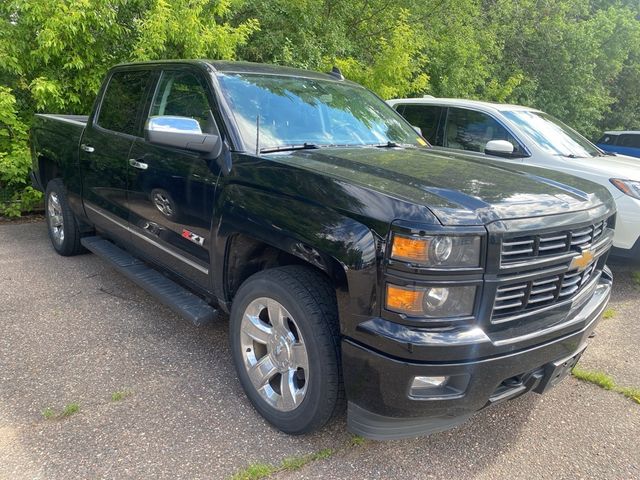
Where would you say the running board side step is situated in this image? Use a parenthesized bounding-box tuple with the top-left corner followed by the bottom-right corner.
(81, 236, 217, 326)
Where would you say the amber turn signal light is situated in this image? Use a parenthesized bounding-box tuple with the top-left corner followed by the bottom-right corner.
(385, 284, 425, 314)
(390, 235, 429, 263)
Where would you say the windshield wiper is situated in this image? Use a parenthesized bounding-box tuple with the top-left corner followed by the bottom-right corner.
(372, 141, 400, 148)
(259, 143, 320, 154)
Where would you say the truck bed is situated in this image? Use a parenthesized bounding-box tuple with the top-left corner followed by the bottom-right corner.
(31, 114, 88, 192)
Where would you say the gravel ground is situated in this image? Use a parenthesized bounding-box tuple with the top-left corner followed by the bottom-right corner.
(1, 222, 638, 480)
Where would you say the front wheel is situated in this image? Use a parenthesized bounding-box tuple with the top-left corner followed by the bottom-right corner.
(45, 179, 84, 256)
(230, 266, 342, 435)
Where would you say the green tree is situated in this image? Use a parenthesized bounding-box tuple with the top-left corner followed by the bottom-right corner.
(0, 0, 256, 216)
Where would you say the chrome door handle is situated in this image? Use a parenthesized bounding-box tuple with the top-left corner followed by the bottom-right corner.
(129, 158, 148, 170)
(80, 144, 95, 153)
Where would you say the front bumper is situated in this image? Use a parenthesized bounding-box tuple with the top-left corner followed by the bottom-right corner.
(343, 271, 612, 440)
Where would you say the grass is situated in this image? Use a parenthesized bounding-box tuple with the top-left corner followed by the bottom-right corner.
(61, 403, 80, 417)
(231, 463, 276, 480)
(572, 367, 640, 405)
(110, 390, 132, 402)
(350, 434, 366, 446)
(572, 367, 615, 390)
(42, 403, 80, 420)
(230, 448, 336, 479)
(632, 271, 640, 287)
(42, 407, 55, 419)
(602, 308, 616, 320)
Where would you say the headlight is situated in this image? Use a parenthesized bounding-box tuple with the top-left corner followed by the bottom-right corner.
(610, 178, 640, 200)
(391, 234, 481, 267)
(386, 284, 477, 317)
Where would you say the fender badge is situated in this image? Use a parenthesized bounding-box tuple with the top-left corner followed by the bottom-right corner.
(569, 248, 595, 271)
(181, 229, 205, 247)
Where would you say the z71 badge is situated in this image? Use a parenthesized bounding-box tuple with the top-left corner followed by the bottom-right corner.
(181, 229, 205, 247)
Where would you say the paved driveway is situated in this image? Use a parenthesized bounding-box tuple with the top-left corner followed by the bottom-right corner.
(1, 222, 638, 479)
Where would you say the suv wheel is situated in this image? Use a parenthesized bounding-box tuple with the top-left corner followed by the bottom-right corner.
(230, 266, 342, 434)
(45, 179, 84, 256)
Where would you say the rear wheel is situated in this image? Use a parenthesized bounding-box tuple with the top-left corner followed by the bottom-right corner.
(45, 179, 84, 256)
(230, 266, 342, 434)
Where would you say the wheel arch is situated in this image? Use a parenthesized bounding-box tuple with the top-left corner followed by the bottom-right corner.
(216, 188, 381, 329)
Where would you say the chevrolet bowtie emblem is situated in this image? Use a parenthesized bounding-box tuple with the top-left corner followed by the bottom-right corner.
(569, 248, 595, 271)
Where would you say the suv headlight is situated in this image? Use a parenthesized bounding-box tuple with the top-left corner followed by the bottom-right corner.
(610, 178, 640, 200)
(386, 284, 477, 317)
(391, 233, 481, 267)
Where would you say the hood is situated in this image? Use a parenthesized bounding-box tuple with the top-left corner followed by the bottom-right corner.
(559, 154, 640, 182)
(266, 147, 614, 226)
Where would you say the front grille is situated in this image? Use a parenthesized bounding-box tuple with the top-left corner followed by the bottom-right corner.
(501, 220, 607, 264)
(492, 261, 597, 319)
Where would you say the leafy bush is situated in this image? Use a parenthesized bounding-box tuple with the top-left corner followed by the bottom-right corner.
(0, 87, 41, 217)
(1, 0, 640, 217)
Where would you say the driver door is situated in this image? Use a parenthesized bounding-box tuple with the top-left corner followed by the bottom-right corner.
(126, 68, 222, 287)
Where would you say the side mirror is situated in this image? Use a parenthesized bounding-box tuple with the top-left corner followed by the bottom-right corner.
(412, 125, 423, 136)
(485, 139, 515, 157)
(145, 116, 222, 157)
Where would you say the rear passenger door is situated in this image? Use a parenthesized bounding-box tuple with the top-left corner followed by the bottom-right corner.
(395, 104, 445, 145)
(126, 68, 222, 287)
(80, 69, 154, 241)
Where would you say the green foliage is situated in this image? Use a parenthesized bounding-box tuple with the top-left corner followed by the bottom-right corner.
(0, 86, 41, 217)
(231, 448, 335, 479)
(61, 402, 80, 417)
(327, 10, 429, 99)
(572, 367, 640, 405)
(40, 402, 80, 420)
(1, 0, 640, 215)
(110, 390, 132, 402)
(230, 463, 275, 480)
(132, 0, 259, 61)
(42, 407, 55, 419)
(572, 367, 616, 390)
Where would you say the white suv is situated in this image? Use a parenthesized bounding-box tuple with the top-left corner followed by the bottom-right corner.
(388, 97, 640, 258)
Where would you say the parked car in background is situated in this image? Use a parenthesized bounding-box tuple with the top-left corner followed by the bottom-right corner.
(596, 131, 640, 158)
(388, 97, 640, 259)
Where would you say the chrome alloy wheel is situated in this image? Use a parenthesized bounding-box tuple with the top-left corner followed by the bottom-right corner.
(47, 191, 64, 246)
(240, 297, 309, 412)
(152, 191, 173, 217)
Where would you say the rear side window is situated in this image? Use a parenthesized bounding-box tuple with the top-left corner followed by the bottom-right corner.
(445, 107, 522, 154)
(619, 134, 640, 148)
(150, 70, 218, 134)
(397, 105, 444, 145)
(97, 70, 152, 135)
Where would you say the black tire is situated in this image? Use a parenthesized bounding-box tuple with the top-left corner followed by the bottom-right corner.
(44, 179, 84, 256)
(230, 265, 343, 435)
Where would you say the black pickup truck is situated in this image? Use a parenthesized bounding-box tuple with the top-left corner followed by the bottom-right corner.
(30, 60, 616, 440)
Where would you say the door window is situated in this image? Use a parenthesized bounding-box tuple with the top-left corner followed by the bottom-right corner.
(596, 134, 617, 145)
(619, 134, 640, 148)
(150, 71, 218, 135)
(445, 107, 522, 154)
(397, 105, 444, 145)
(97, 70, 152, 135)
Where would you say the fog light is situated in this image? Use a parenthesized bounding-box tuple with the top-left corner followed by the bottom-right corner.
(409, 374, 470, 399)
(411, 376, 449, 390)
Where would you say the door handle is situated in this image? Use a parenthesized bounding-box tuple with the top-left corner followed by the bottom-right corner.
(129, 158, 148, 170)
(80, 144, 95, 153)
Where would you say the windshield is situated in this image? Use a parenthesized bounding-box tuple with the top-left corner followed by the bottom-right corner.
(216, 73, 423, 151)
(503, 110, 602, 158)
